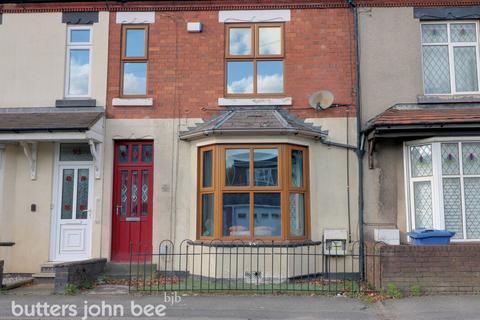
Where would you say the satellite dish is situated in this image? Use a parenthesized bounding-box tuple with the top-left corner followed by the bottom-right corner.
(309, 90, 335, 110)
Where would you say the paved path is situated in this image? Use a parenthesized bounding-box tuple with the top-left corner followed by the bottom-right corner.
(1, 289, 479, 319)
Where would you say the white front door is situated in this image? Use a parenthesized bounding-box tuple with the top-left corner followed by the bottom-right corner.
(53, 164, 93, 261)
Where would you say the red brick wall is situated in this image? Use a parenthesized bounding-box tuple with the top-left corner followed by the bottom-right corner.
(106, 9, 357, 119)
(368, 244, 480, 294)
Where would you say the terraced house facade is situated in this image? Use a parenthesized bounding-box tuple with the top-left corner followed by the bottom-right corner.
(0, 0, 359, 278)
(2, 0, 480, 290)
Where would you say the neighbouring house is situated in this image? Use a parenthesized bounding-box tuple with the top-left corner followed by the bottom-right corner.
(0, 5, 109, 275)
(0, 0, 360, 282)
(359, 1, 480, 243)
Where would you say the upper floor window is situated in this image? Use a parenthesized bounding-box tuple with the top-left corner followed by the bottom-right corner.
(225, 23, 284, 96)
(66, 26, 92, 97)
(422, 22, 480, 95)
(198, 144, 309, 241)
(121, 25, 148, 97)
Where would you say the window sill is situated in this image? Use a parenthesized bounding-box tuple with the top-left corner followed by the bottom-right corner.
(191, 240, 319, 247)
(417, 94, 480, 104)
(218, 97, 292, 107)
(112, 98, 153, 107)
(56, 99, 96, 108)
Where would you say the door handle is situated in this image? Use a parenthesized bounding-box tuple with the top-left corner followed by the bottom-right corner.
(116, 204, 122, 216)
(81, 209, 91, 219)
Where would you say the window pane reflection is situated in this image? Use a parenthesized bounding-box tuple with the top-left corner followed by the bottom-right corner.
(68, 49, 90, 96)
(225, 149, 250, 186)
(223, 193, 250, 237)
(70, 29, 90, 43)
(254, 193, 281, 237)
(291, 150, 304, 188)
(258, 27, 281, 55)
(123, 62, 147, 96)
(202, 194, 214, 237)
(203, 150, 213, 188)
(289, 193, 305, 236)
(254, 149, 278, 186)
(229, 27, 252, 56)
(227, 61, 254, 94)
(257, 61, 283, 93)
(125, 29, 145, 57)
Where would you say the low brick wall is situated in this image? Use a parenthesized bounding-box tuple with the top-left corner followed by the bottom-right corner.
(370, 244, 480, 294)
(0, 260, 3, 288)
(54, 258, 106, 294)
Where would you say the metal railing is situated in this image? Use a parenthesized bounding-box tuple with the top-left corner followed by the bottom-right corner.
(129, 240, 382, 294)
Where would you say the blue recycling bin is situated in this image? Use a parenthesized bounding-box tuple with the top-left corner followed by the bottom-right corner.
(408, 229, 455, 245)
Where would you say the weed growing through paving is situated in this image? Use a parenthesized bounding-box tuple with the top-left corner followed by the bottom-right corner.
(410, 285, 422, 297)
(64, 284, 78, 295)
(386, 283, 403, 299)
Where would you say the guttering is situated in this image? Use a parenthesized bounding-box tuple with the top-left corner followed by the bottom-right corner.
(348, 0, 365, 281)
(179, 127, 328, 142)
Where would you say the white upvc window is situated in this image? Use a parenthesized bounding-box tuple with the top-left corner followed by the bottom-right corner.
(421, 21, 480, 95)
(406, 139, 480, 241)
(65, 25, 92, 98)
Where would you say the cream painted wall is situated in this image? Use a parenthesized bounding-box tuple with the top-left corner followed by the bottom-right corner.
(0, 143, 54, 273)
(0, 12, 109, 107)
(359, 7, 422, 241)
(102, 118, 358, 259)
(0, 142, 105, 273)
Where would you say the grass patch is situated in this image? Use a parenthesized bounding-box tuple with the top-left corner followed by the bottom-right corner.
(130, 277, 362, 294)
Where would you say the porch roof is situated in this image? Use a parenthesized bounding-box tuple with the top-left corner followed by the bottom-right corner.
(364, 103, 480, 139)
(0, 107, 104, 142)
(179, 106, 328, 141)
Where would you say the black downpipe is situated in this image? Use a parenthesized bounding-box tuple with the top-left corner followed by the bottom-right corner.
(348, 0, 366, 280)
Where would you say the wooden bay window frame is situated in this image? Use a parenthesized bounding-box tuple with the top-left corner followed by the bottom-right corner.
(197, 144, 310, 241)
(225, 23, 285, 97)
(120, 24, 149, 98)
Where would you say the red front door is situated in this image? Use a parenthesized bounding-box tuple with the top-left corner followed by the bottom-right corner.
(111, 141, 153, 262)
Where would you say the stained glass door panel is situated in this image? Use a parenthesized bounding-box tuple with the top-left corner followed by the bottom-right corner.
(111, 141, 153, 262)
(55, 166, 92, 261)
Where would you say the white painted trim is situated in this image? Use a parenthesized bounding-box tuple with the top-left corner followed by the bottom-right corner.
(116, 12, 155, 24)
(88, 139, 103, 179)
(218, 97, 292, 106)
(0, 147, 5, 235)
(421, 21, 480, 95)
(219, 10, 291, 23)
(51, 143, 95, 262)
(19, 141, 38, 180)
(405, 139, 480, 241)
(65, 25, 93, 99)
(112, 98, 153, 107)
(0, 119, 105, 143)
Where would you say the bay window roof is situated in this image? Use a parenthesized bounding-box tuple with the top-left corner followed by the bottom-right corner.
(179, 106, 328, 141)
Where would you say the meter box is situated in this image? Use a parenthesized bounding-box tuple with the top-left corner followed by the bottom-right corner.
(323, 229, 348, 255)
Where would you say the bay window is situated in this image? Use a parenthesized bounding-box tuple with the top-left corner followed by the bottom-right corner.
(407, 141, 480, 240)
(421, 22, 480, 95)
(198, 144, 309, 240)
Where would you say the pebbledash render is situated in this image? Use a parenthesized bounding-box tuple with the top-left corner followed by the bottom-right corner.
(0, 0, 359, 276)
